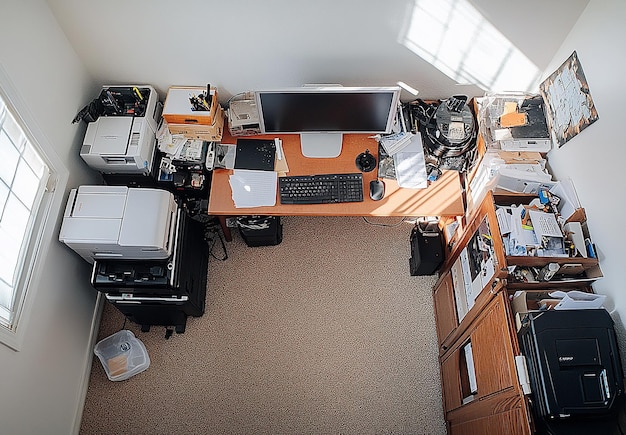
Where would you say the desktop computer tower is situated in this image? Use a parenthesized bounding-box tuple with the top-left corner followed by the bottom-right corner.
(409, 220, 444, 276)
(91, 210, 209, 333)
(518, 309, 625, 434)
(236, 216, 283, 247)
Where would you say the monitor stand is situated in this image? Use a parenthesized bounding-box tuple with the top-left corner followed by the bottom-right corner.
(300, 133, 343, 158)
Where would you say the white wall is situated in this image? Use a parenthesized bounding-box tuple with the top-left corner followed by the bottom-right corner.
(543, 0, 626, 361)
(0, 1, 100, 434)
(45, 0, 588, 102)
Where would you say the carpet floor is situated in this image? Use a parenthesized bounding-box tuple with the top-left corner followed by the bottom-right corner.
(79, 216, 446, 435)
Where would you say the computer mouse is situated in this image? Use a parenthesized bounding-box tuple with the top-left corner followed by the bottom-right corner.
(369, 179, 385, 201)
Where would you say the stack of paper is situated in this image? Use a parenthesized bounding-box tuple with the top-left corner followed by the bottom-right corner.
(549, 179, 581, 221)
(379, 131, 414, 155)
(392, 134, 428, 189)
(228, 170, 277, 208)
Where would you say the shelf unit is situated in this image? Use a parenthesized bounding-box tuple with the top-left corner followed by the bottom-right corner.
(432, 190, 603, 433)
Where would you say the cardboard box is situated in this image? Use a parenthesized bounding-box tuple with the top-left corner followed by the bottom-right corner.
(167, 106, 225, 141)
(163, 86, 219, 125)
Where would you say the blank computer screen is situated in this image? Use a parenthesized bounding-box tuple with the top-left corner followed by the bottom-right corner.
(258, 92, 395, 133)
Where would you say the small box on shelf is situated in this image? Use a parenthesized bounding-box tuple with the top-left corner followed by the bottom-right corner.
(163, 86, 219, 125)
(167, 106, 225, 141)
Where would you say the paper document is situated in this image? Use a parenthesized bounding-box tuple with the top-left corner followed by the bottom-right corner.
(509, 205, 538, 254)
(528, 210, 562, 238)
(463, 342, 478, 394)
(158, 133, 188, 157)
(550, 290, 606, 310)
(229, 170, 277, 208)
(215, 144, 237, 169)
(379, 131, 414, 155)
(273, 138, 289, 175)
(393, 134, 427, 189)
(564, 221, 587, 257)
(550, 179, 581, 221)
(495, 207, 512, 235)
(451, 257, 468, 322)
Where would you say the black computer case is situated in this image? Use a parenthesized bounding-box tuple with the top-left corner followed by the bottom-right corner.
(237, 215, 283, 247)
(518, 309, 625, 433)
(91, 209, 209, 333)
(409, 220, 443, 276)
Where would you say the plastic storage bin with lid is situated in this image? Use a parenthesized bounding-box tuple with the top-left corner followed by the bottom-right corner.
(94, 330, 150, 381)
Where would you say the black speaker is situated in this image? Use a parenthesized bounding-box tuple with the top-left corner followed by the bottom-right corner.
(409, 221, 444, 276)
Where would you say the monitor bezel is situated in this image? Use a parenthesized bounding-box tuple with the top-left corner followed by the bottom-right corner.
(254, 86, 401, 158)
(255, 86, 401, 135)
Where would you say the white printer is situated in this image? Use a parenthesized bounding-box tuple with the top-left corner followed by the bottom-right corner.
(80, 85, 162, 175)
(59, 185, 178, 264)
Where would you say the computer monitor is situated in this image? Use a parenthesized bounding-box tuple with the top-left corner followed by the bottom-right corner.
(255, 86, 401, 158)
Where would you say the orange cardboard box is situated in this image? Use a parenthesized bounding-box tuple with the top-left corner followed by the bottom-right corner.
(167, 106, 225, 141)
(163, 86, 219, 125)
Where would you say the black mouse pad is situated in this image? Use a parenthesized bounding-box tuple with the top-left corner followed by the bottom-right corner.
(234, 138, 276, 171)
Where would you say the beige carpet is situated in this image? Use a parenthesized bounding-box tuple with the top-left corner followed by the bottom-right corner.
(80, 216, 446, 435)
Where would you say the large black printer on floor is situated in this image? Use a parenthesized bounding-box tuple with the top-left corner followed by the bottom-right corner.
(91, 208, 208, 334)
(518, 309, 626, 434)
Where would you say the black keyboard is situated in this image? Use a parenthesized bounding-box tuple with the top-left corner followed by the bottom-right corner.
(279, 173, 364, 204)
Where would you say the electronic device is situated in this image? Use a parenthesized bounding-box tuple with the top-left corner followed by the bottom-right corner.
(80, 85, 162, 175)
(205, 141, 215, 170)
(409, 220, 444, 276)
(255, 86, 401, 158)
(91, 209, 209, 334)
(236, 216, 283, 247)
(369, 179, 385, 201)
(227, 98, 261, 136)
(518, 309, 624, 429)
(480, 94, 552, 152)
(355, 149, 376, 172)
(499, 96, 552, 152)
(278, 173, 364, 204)
(59, 185, 177, 264)
(410, 96, 477, 158)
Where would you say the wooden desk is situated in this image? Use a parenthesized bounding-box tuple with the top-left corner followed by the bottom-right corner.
(208, 132, 465, 240)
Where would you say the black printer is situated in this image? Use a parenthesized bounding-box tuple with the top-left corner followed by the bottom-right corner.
(518, 309, 625, 434)
(91, 209, 208, 334)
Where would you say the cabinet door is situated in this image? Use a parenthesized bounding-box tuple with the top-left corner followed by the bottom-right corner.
(441, 351, 463, 412)
(440, 292, 529, 432)
(433, 272, 458, 349)
(471, 294, 517, 397)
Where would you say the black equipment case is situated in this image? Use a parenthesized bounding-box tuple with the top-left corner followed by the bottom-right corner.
(409, 220, 444, 276)
(518, 309, 625, 434)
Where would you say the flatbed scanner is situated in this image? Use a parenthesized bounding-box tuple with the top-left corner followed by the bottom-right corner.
(59, 185, 177, 264)
(79, 85, 162, 175)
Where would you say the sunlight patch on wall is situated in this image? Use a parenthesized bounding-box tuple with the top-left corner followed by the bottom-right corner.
(401, 0, 542, 93)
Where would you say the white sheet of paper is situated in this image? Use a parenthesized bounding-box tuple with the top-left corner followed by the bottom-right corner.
(393, 134, 427, 189)
(229, 170, 277, 208)
(550, 179, 581, 221)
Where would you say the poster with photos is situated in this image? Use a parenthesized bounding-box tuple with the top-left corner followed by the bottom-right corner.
(539, 51, 599, 147)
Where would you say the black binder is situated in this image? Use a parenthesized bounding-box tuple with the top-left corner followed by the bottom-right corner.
(233, 138, 276, 171)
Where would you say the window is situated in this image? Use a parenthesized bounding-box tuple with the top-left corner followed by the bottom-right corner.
(0, 76, 57, 349)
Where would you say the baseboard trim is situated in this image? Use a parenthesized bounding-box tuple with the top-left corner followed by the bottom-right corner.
(71, 292, 105, 435)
